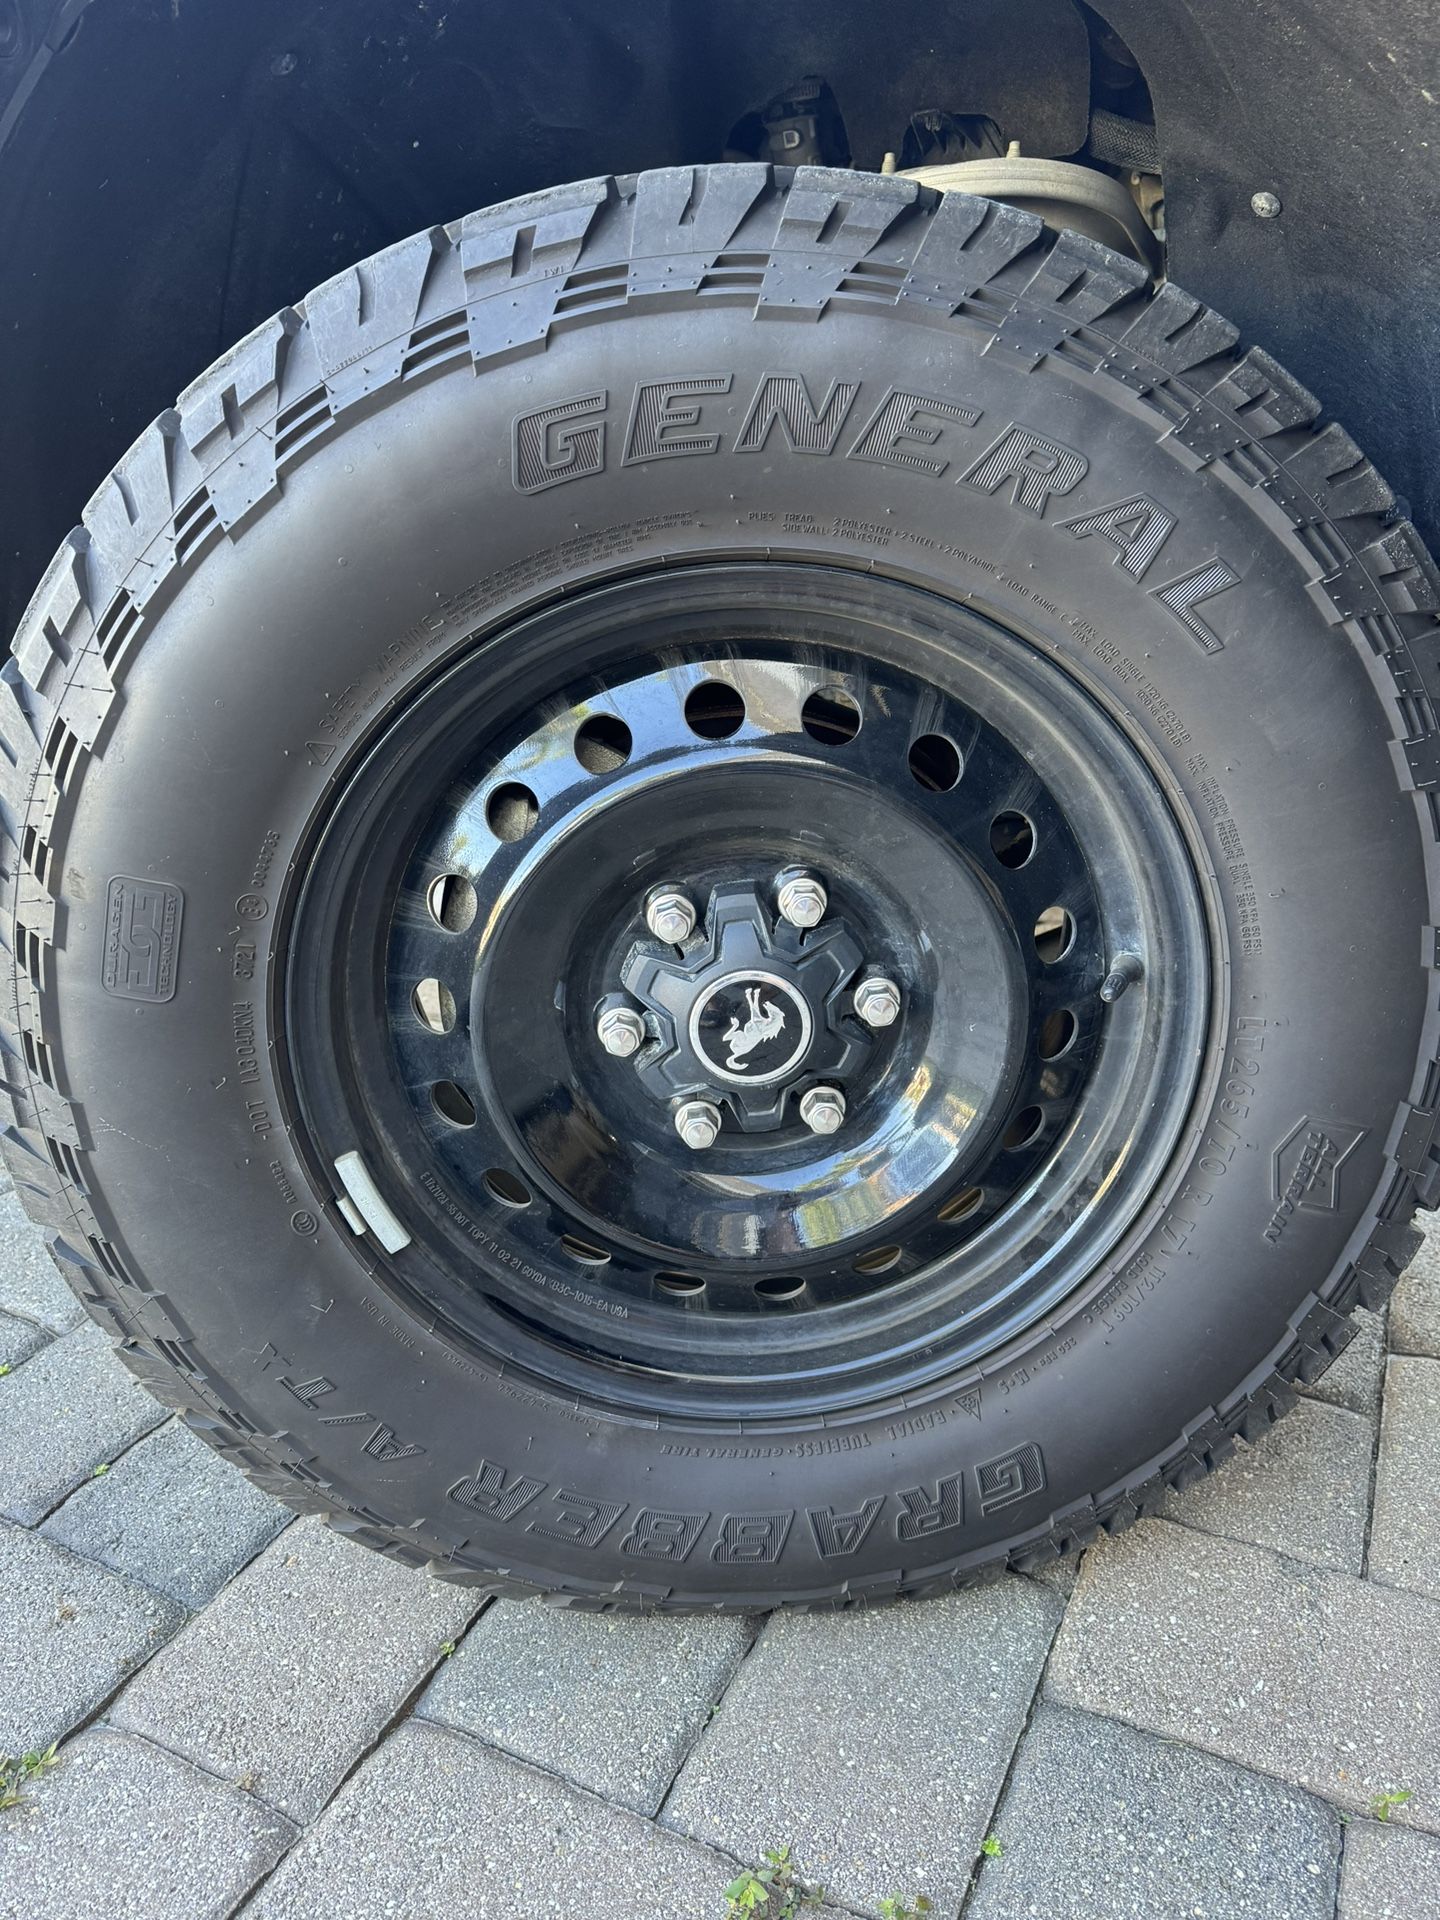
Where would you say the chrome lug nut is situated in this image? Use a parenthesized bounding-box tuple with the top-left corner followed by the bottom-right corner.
(596, 1006, 646, 1058)
(776, 872, 828, 930)
(645, 887, 697, 944)
(674, 1098, 722, 1151)
(799, 1085, 846, 1135)
(854, 975, 901, 1028)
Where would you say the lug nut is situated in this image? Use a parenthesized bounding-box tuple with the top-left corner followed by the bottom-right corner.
(853, 975, 901, 1028)
(776, 872, 828, 930)
(596, 1006, 646, 1058)
(674, 1098, 722, 1150)
(646, 887, 697, 944)
(799, 1085, 846, 1135)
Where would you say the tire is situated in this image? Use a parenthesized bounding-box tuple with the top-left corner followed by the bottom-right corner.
(7, 164, 1439, 1609)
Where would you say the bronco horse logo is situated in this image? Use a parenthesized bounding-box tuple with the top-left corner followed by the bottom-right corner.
(723, 986, 787, 1072)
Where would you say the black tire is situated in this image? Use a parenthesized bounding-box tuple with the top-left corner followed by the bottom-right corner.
(7, 165, 1439, 1608)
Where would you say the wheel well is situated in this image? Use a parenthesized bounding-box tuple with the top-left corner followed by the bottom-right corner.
(0, 0, 1434, 640)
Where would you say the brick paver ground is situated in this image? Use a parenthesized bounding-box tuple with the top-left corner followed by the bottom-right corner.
(2, 1164, 1438, 1918)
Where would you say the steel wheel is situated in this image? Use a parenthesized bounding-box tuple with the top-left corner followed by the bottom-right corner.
(284, 564, 1209, 1417)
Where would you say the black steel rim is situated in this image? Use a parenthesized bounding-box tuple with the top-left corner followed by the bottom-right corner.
(281, 564, 1211, 1419)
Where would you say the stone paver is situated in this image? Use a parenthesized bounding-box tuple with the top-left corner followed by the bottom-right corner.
(1338, 1818, 1440, 1919)
(0, 1310, 44, 1373)
(968, 1703, 1340, 1920)
(0, 1523, 183, 1752)
(0, 1183, 83, 1335)
(0, 1173, 1436, 1914)
(1300, 1305, 1388, 1415)
(0, 1321, 166, 1525)
(665, 1576, 1060, 1914)
(419, 1598, 753, 1815)
(244, 1719, 797, 1920)
(110, 1516, 479, 1822)
(1048, 1518, 1440, 1829)
(1368, 1355, 1440, 1603)
(0, 1725, 294, 1920)
(43, 1417, 291, 1610)
(1392, 1233, 1440, 1358)
(1160, 1394, 1373, 1572)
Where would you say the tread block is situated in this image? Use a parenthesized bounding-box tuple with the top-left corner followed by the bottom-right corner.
(775, 167, 919, 254)
(1311, 551, 1389, 624)
(628, 166, 770, 296)
(306, 229, 449, 411)
(1363, 522, 1440, 617)
(1391, 1101, 1440, 1188)
(461, 180, 611, 356)
(1396, 731, 1440, 790)
(985, 233, 1148, 368)
(1279, 422, 1394, 522)
(1391, 631, 1440, 706)
(915, 191, 1044, 300)
(81, 416, 181, 610)
(1020, 230, 1149, 319)
(177, 309, 299, 531)
(1205, 345, 1320, 437)
(901, 183, 989, 263)
(1108, 281, 1239, 377)
(14, 872, 55, 948)
(1164, 401, 1257, 466)
(13, 534, 94, 700)
(1286, 1301, 1356, 1382)
(49, 654, 114, 755)
(759, 170, 919, 313)
(1354, 1218, 1423, 1308)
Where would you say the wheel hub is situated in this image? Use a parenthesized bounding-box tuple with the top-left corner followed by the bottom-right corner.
(617, 880, 873, 1131)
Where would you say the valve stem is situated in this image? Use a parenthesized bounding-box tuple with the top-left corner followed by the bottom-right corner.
(1099, 952, 1144, 1003)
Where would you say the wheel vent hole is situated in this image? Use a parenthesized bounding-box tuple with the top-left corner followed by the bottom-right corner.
(483, 1167, 532, 1209)
(754, 1274, 806, 1301)
(990, 811, 1035, 868)
(937, 1185, 984, 1224)
(574, 713, 633, 774)
(486, 782, 540, 843)
(561, 1234, 611, 1266)
(656, 1271, 706, 1296)
(427, 873, 477, 934)
(411, 979, 456, 1034)
(1003, 1105, 1045, 1152)
(1038, 1009, 1078, 1060)
(684, 679, 746, 739)
(853, 1244, 903, 1276)
(907, 733, 962, 792)
(801, 686, 862, 745)
(432, 1081, 477, 1128)
(1034, 906, 1075, 964)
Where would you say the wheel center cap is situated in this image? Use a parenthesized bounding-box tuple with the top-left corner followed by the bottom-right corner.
(618, 880, 872, 1131)
(690, 969, 814, 1086)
